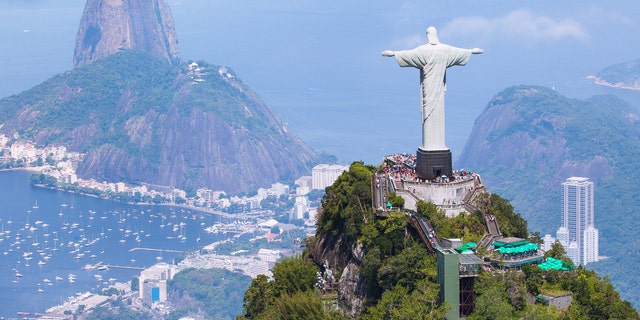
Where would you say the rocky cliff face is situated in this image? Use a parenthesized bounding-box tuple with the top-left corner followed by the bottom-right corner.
(74, 0, 180, 67)
(75, 97, 318, 193)
(308, 221, 369, 318)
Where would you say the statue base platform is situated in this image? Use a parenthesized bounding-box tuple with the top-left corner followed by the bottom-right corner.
(415, 148, 452, 181)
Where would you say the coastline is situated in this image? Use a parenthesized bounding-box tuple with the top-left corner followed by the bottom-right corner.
(0, 163, 312, 317)
(585, 75, 640, 91)
(0, 166, 46, 173)
(0, 170, 235, 318)
(3, 167, 264, 221)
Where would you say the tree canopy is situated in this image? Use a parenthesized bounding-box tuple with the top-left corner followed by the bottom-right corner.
(241, 160, 638, 319)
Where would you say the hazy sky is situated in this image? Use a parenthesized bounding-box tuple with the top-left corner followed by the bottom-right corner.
(1, 0, 640, 164)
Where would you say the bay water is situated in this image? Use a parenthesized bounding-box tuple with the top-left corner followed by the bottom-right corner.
(0, 170, 233, 317)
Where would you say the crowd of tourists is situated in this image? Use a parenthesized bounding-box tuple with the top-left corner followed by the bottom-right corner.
(380, 153, 479, 185)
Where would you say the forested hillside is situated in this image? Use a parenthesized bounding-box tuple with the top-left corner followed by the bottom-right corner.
(457, 85, 640, 307)
(238, 162, 638, 319)
(0, 50, 318, 193)
(166, 268, 251, 320)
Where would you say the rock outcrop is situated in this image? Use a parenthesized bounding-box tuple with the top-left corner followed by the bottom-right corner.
(74, 0, 180, 67)
(308, 221, 369, 317)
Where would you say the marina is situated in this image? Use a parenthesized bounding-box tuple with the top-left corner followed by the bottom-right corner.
(0, 170, 245, 317)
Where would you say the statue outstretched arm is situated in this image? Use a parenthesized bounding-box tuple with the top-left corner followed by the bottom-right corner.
(381, 50, 395, 57)
(471, 48, 483, 54)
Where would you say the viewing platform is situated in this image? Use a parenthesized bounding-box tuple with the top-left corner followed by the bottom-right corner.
(488, 237, 545, 269)
(375, 153, 486, 217)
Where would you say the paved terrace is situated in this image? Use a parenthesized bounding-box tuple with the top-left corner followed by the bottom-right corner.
(376, 153, 485, 217)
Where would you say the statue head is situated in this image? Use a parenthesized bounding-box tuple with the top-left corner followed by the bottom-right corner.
(427, 26, 440, 45)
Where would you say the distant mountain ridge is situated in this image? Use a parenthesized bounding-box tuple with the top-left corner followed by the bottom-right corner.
(457, 85, 640, 307)
(588, 58, 640, 90)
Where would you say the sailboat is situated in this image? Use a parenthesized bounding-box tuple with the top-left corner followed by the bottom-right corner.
(31, 234, 40, 247)
(52, 233, 59, 251)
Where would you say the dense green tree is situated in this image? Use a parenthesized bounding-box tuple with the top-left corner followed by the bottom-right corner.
(544, 269, 562, 285)
(318, 162, 376, 240)
(504, 272, 527, 312)
(167, 268, 251, 320)
(361, 245, 383, 298)
(522, 264, 544, 295)
(358, 210, 414, 298)
(386, 192, 405, 208)
(85, 306, 151, 320)
(99, 287, 121, 296)
(545, 240, 567, 259)
(239, 257, 346, 320)
(560, 268, 640, 320)
(416, 200, 454, 237)
(545, 239, 575, 268)
(364, 280, 447, 320)
(485, 193, 528, 238)
(470, 273, 515, 320)
(270, 290, 330, 320)
(130, 277, 139, 292)
(243, 274, 272, 319)
(527, 231, 544, 246)
(271, 256, 318, 297)
(377, 243, 435, 292)
(29, 173, 58, 187)
(522, 305, 561, 320)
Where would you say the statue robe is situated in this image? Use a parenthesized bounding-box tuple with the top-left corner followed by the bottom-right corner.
(394, 44, 472, 151)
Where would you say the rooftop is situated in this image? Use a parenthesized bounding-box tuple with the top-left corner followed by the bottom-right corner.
(459, 254, 483, 265)
(493, 237, 528, 247)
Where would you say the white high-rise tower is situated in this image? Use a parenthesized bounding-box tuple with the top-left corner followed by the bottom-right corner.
(556, 177, 599, 265)
(583, 225, 599, 264)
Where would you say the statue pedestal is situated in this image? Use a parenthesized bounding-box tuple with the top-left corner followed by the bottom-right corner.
(416, 148, 452, 181)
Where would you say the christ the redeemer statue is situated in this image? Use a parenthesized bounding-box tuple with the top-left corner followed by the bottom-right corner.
(382, 26, 482, 180)
(382, 26, 483, 152)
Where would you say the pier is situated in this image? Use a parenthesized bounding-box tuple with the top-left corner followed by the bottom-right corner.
(85, 262, 145, 271)
(128, 247, 187, 254)
(104, 265, 144, 270)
